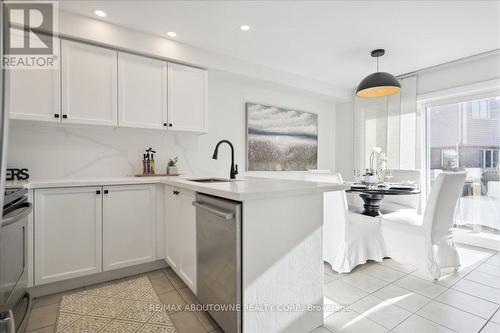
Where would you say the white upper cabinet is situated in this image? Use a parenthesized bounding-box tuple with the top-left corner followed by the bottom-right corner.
(118, 53, 167, 129)
(61, 40, 118, 126)
(167, 63, 208, 133)
(102, 184, 156, 271)
(8, 31, 61, 122)
(34, 187, 102, 285)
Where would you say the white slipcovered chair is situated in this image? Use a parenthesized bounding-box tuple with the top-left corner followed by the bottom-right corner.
(380, 172, 466, 279)
(304, 172, 385, 273)
(380, 169, 421, 213)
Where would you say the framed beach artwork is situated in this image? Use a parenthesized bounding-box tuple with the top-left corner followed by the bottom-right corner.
(246, 102, 318, 171)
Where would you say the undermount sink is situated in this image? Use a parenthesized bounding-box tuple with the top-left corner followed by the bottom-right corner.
(187, 178, 233, 183)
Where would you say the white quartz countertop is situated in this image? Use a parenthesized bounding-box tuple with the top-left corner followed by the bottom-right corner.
(14, 175, 346, 201)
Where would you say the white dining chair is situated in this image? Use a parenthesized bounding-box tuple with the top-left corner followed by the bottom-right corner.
(304, 172, 385, 273)
(380, 172, 466, 279)
(380, 169, 421, 213)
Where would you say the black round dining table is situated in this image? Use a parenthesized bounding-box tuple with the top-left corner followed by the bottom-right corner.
(346, 186, 421, 217)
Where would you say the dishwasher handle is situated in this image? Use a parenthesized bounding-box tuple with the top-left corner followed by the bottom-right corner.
(2, 202, 32, 227)
(192, 201, 234, 220)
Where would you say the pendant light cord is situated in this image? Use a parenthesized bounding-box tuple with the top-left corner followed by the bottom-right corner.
(376, 56, 379, 72)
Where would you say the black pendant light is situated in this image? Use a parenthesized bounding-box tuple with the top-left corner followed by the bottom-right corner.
(356, 49, 401, 98)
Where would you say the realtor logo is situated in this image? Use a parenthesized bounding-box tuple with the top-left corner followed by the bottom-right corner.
(2, 1, 58, 69)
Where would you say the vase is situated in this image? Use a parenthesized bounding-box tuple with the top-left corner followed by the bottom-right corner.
(167, 166, 177, 175)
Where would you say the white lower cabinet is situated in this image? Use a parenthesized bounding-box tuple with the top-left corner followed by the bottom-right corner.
(34, 184, 158, 285)
(164, 185, 197, 293)
(103, 185, 156, 271)
(34, 187, 102, 285)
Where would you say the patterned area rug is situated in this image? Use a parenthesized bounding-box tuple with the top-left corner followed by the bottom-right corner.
(55, 276, 177, 333)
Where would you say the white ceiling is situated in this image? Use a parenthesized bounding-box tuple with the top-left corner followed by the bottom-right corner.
(60, 1, 500, 90)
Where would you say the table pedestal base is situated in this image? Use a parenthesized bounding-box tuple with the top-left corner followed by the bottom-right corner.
(359, 193, 384, 217)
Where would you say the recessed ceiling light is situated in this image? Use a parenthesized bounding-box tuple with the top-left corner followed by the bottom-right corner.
(239, 25, 250, 31)
(93, 9, 107, 18)
(167, 31, 177, 38)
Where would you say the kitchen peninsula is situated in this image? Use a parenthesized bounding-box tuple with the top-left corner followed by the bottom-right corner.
(22, 175, 345, 332)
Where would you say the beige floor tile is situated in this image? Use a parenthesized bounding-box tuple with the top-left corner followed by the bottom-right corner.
(378, 259, 416, 274)
(452, 279, 500, 304)
(394, 275, 447, 299)
(323, 309, 388, 333)
(159, 290, 187, 314)
(372, 284, 431, 312)
(435, 289, 499, 319)
(177, 287, 200, 305)
(341, 272, 389, 293)
(309, 326, 333, 333)
(465, 270, 500, 289)
(486, 253, 500, 267)
(410, 269, 462, 288)
(360, 263, 406, 283)
(324, 279, 369, 305)
(194, 311, 218, 332)
(150, 276, 176, 295)
(417, 300, 486, 333)
(33, 293, 64, 309)
(147, 270, 168, 280)
(392, 314, 454, 333)
(207, 329, 223, 333)
(164, 268, 187, 290)
(491, 308, 500, 323)
(170, 311, 206, 333)
(481, 321, 500, 333)
(477, 263, 500, 277)
(351, 295, 412, 330)
(26, 303, 59, 331)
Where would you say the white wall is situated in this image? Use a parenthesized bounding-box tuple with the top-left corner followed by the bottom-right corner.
(334, 52, 500, 179)
(8, 70, 335, 179)
(334, 101, 354, 180)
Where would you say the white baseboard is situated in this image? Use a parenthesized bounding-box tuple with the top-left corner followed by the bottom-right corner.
(28, 260, 168, 298)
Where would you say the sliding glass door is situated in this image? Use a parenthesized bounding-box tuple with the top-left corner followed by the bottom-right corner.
(425, 94, 500, 238)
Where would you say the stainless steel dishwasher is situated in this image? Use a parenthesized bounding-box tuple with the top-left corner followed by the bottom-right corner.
(193, 193, 241, 333)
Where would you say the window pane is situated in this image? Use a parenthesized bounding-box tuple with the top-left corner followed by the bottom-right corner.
(427, 95, 500, 236)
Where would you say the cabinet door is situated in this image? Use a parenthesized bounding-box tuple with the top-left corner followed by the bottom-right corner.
(9, 30, 60, 122)
(167, 63, 208, 133)
(61, 40, 118, 126)
(34, 187, 102, 285)
(118, 53, 167, 129)
(164, 186, 181, 270)
(178, 189, 197, 293)
(103, 184, 156, 271)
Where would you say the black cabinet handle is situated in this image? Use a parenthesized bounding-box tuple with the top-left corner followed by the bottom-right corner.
(168, 123, 173, 127)
(62, 114, 68, 119)
(96, 190, 101, 194)
(104, 190, 109, 194)
(163, 123, 167, 127)
(173, 190, 179, 195)
(54, 114, 60, 118)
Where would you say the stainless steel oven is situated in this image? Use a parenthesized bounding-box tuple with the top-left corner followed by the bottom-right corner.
(0, 188, 32, 333)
